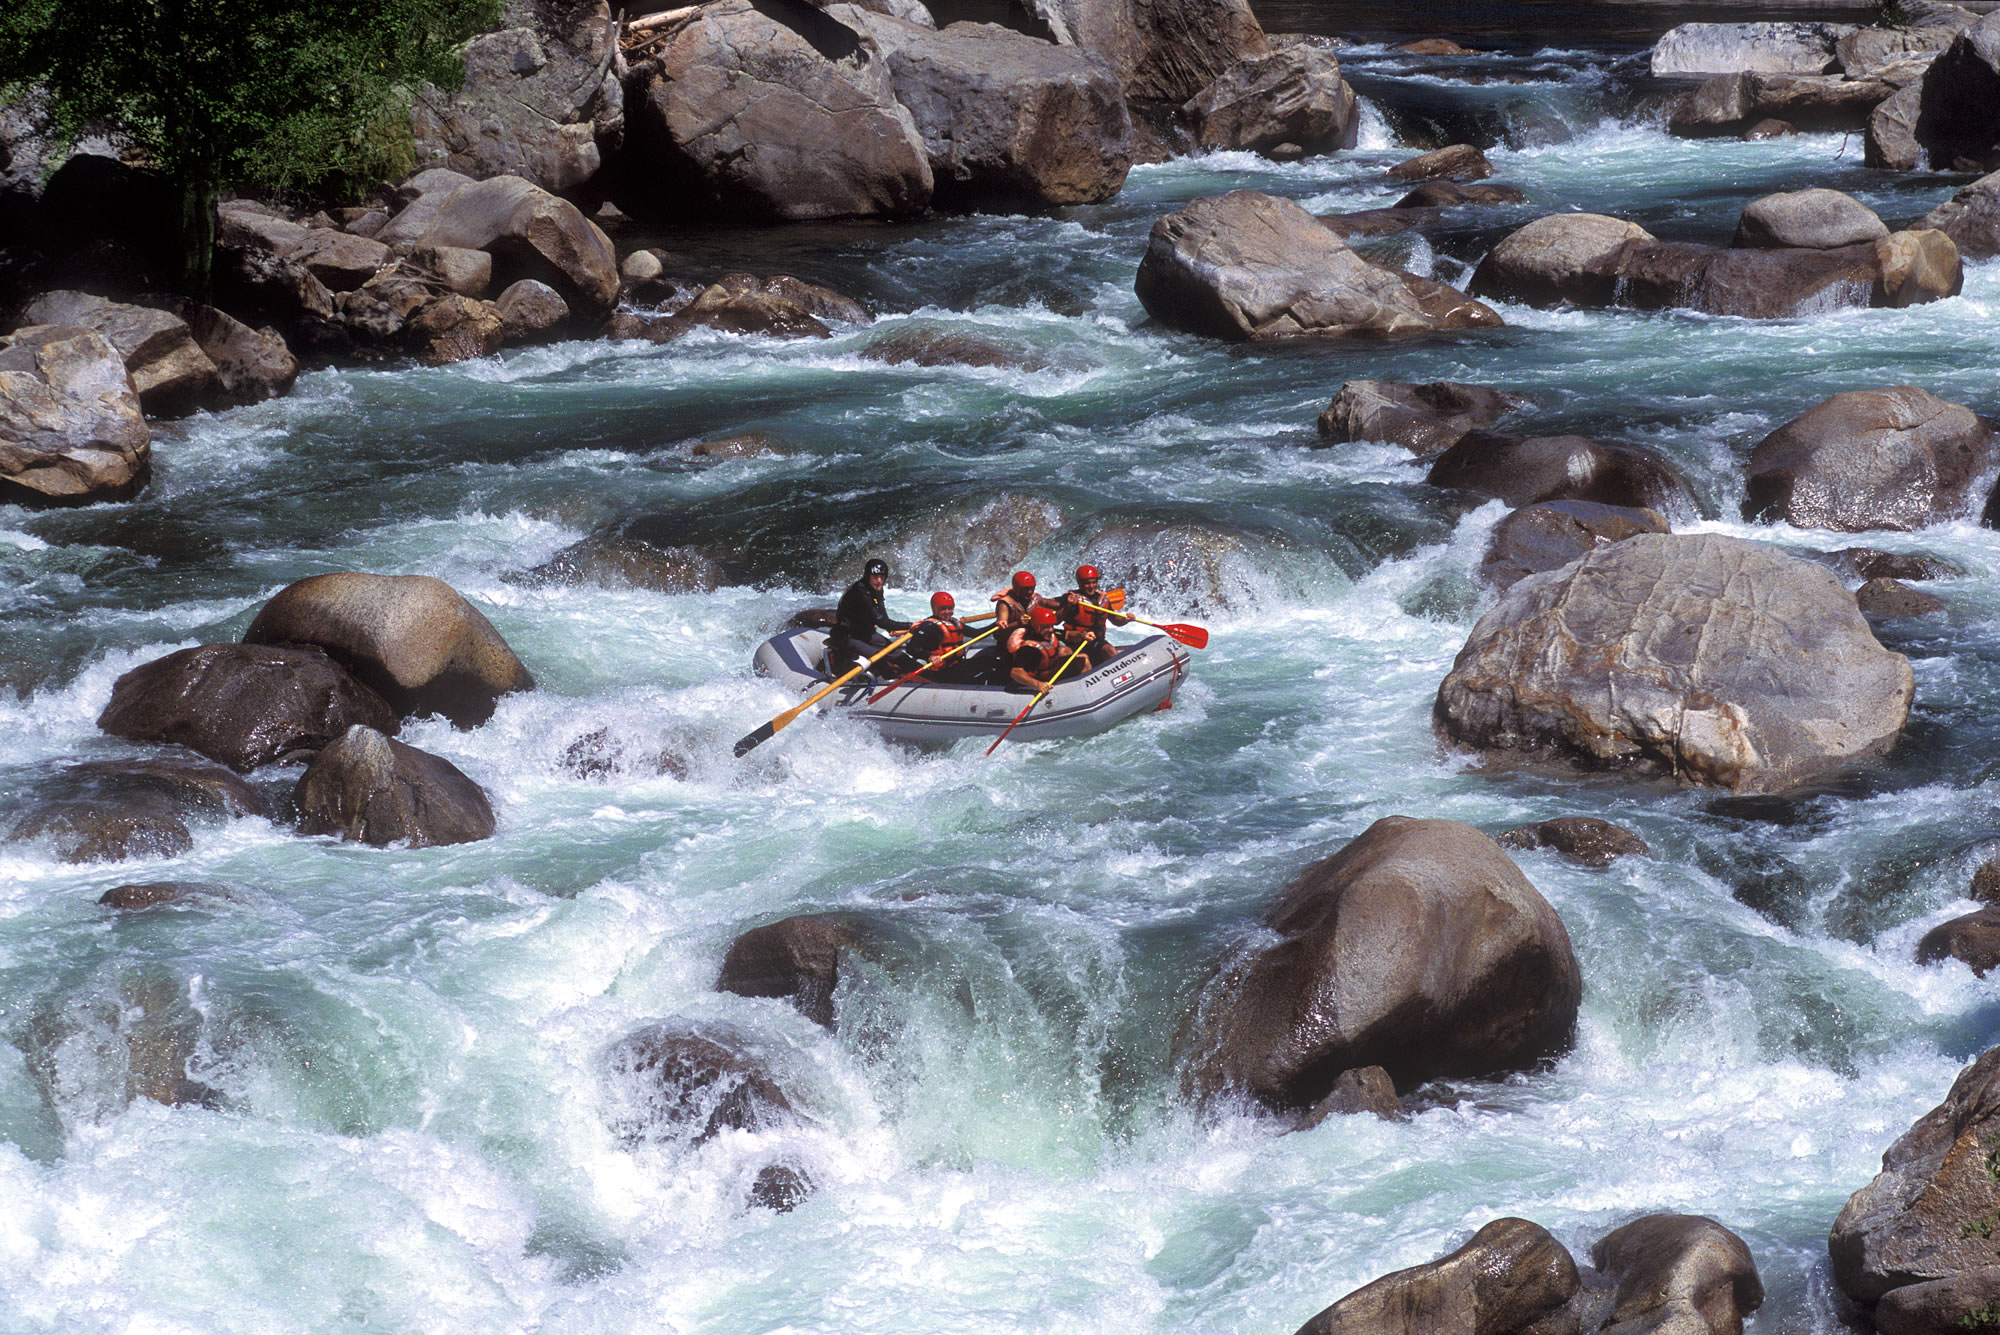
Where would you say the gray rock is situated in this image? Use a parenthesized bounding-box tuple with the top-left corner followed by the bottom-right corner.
(494, 278, 570, 342)
(337, 261, 454, 345)
(1427, 432, 1690, 515)
(1590, 1214, 1765, 1335)
(1467, 213, 1653, 307)
(1839, 25, 1961, 78)
(1650, 21, 1854, 76)
(1435, 533, 1914, 792)
(0, 325, 151, 506)
(1917, 906, 2000, 975)
(295, 725, 495, 847)
(175, 304, 297, 406)
(1030, 0, 1270, 104)
(1915, 12, 2000, 172)
(1136, 190, 1502, 340)
(1481, 499, 1670, 591)
(1745, 387, 1991, 532)
(1181, 45, 1357, 157)
(1922, 169, 2000, 259)
(1291, 1218, 1581, 1335)
(1868, 84, 1926, 169)
(1317, 379, 1529, 455)
(19, 291, 219, 418)
(1496, 816, 1652, 867)
(1734, 188, 1888, 249)
(375, 175, 618, 318)
(412, 245, 493, 297)
(1386, 143, 1492, 181)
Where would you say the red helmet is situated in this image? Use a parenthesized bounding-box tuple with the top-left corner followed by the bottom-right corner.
(930, 591, 955, 615)
(1030, 605, 1059, 629)
(1011, 571, 1037, 591)
(1076, 564, 1100, 584)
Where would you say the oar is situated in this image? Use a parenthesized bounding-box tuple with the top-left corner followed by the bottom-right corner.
(733, 632, 915, 757)
(984, 637, 1092, 757)
(1079, 600, 1208, 650)
(867, 624, 1001, 703)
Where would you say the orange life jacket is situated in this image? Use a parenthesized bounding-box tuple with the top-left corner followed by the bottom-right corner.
(992, 588, 1037, 626)
(1006, 626, 1061, 674)
(917, 616, 965, 665)
(1062, 591, 1107, 635)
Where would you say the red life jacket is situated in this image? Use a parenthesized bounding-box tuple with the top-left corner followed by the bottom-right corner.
(1062, 591, 1107, 635)
(1005, 626, 1061, 673)
(992, 589, 1037, 625)
(917, 616, 965, 665)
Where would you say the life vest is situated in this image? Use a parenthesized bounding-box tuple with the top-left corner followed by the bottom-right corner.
(992, 588, 1037, 625)
(1062, 592, 1107, 635)
(917, 616, 965, 664)
(1006, 626, 1061, 674)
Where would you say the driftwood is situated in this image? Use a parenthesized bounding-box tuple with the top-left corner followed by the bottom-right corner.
(627, 5, 702, 34)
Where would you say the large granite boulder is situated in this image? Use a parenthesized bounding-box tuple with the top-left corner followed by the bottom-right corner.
(97, 643, 400, 772)
(1467, 213, 1653, 308)
(1180, 45, 1358, 156)
(1745, 388, 1991, 532)
(1922, 170, 2000, 259)
(1136, 190, 1502, 341)
(243, 573, 535, 727)
(375, 175, 618, 318)
(1029, 0, 1270, 105)
(1184, 816, 1582, 1108)
(1291, 1218, 1581, 1335)
(718, 914, 865, 1030)
(1427, 432, 1690, 515)
(1839, 25, 1964, 78)
(20, 291, 220, 418)
(1869, 84, 1925, 169)
(1734, 188, 1888, 249)
(837, 11, 1133, 206)
(1480, 499, 1670, 591)
(294, 725, 495, 847)
(409, 0, 624, 192)
(617, 0, 933, 222)
(1650, 21, 1853, 76)
(1436, 533, 1914, 792)
(1670, 71, 1898, 136)
(1317, 380, 1528, 455)
(1916, 12, 2000, 171)
(0, 325, 151, 507)
(1591, 1214, 1765, 1335)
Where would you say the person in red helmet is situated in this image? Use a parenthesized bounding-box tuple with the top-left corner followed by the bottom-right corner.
(905, 591, 983, 684)
(1058, 563, 1129, 669)
(1004, 603, 1077, 693)
(991, 570, 1055, 632)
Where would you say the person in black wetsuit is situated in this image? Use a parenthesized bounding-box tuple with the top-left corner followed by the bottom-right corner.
(826, 557, 915, 678)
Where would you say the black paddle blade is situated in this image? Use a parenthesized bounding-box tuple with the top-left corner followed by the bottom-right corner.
(733, 722, 775, 758)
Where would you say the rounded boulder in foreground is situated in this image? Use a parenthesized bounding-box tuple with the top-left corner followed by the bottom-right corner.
(244, 573, 534, 727)
(1436, 533, 1913, 792)
(1185, 816, 1581, 1109)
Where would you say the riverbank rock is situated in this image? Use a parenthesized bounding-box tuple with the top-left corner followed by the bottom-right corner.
(1032, 0, 1270, 105)
(1497, 817, 1652, 867)
(1831, 1045, 2000, 1312)
(1467, 213, 1653, 308)
(0, 325, 151, 507)
(718, 915, 864, 1030)
(839, 10, 1134, 206)
(1858, 577, 1947, 617)
(1671, 71, 1897, 136)
(1135, 190, 1502, 341)
(1481, 500, 1670, 592)
(1387, 143, 1492, 181)
(1317, 380, 1529, 455)
(243, 573, 535, 727)
(494, 279, 570, 343)
(294, 725, 495, 847)
(1180, 45, 1357, 157)
(19, 291, 220, 418)
(1651, 21, 1852, 76)
(1869, 85, 1925, 169)
(1291, 1218, 1582, 1335)
(1734, 188, 1888, 249)
(1917, 906, 2000, 975)
(1427, 432, 1690, 515)
(1436, 533, 1914, 792)
(97, 643, 399, 772)
(374, 175, 618, 318)
(405, 293, 507, 365)
(1916, 13, 2000, 172)
(172, 303, 297, 406)
(617, 0, 932, 222)
(1184, 816, 1582, 1108)
(1744, 387, 1991, 532)
(1922, 170, 2000, 260)
(1591, 1214, 1765, 1335)
(603, 1020, 799, 1145)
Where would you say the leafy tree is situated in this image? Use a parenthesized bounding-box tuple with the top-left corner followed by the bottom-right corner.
(0, 0, 503, 295)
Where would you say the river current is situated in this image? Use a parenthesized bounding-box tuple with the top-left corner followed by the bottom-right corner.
(4, 10, 2000, 1333)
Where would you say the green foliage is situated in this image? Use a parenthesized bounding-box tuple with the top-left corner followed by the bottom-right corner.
(1962, 1305, 2000, 1330)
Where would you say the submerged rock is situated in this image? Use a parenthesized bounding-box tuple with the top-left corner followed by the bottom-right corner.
(0, 324, 151, 507)
(294, 725, 495, 848)
(1917, 906, 2000, 975)
(603, 1020, 800, 1145)
(1427, 432, 1690, 515)
(7, 755, 268, 865)
(1496, 817, 1652, 867)
(1318, 379, 1529, 455)
(1744, 387, 1991, 532)
(718, 915, 865, 1030)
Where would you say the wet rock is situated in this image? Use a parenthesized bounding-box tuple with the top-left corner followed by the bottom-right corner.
(1922, 170, 2000, 260)
(7, 755, 267, 864)
(601, 311, 690, 344)
(670, 272, 867, 340)
(690, 432, 788, 460)
(1734, 188, 1888, 249)
(405, 294, 507, 366)
(1135, 190, 1502, 341)
(718, 915, 863, 1030)
(749, 1162, 815, 1212)
(1671, 71, 1898, 136)
(1291, 1065, 1403, 1128)
(1591, 1214, 1765, 1335)
(1651, 21, 1853, 76)
(1917, 906, 2000, 975)
(1467, 213, 1653, 308)
(1395, 38, 1478, 55)
(494, 278, 570, 343)
(1481, 499, 1671, 592)
(1185, 816, 1582, 1107)
(1291, 1217, 1581, 1335)
(244, 572, 535, 728)
(1427, 432, 1691, 515)
(1392, 179, 1526, 207)
(98, 882, 235, 910)
(1030, 0, 1270, 104)
(1869, 84, 1925, 169)
(1436, 533, 1914, 792)
(1315, 208, 1425, 241)
(1809, 547, 1962, 583)
(19, 291, 219, 418)
(375, 174, 619, 319)
(1317, 379, 1529, 456)
(1877, 1270, 2000, 1334)
(603, 1020, 799, 1145)
(1180, 45, 1357, 157)
(0, 324, 151, 507)
(1496, 817, 1652, 867)
(24, 973, 223, 1114)
(530, 525, 741, 594)
(1859, 577, 1947, 617)
(98, 643, 400, 772)
(1610, 232, 1961, 317)
(861, 328, 1043, 369)
(1915, 13, 2000, 172)
(861, 490, 1065, 587)
(616, 0, 932, 222)
(785, 606, 841, 630)
(1744, 117, 1796, 139)
(294, 725, 495, 847)
(1386, 143, 1492, 181)
(1745, 387, 1991, 532)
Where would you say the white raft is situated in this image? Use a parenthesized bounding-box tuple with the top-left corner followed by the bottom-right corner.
(752, 627, 1190, 749)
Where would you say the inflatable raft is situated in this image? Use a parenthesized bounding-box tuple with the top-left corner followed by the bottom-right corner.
(752, 628, 1191, 749)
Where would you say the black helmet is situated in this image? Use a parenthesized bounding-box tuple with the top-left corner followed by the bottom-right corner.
(864, 558, 889, 580)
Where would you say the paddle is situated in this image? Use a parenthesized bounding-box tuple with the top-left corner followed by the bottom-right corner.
(1079, 600, 1208, 650)
(733, 631, 915, 757)
(984, 636, 1093, 756)
(867, 624, 1002, 703)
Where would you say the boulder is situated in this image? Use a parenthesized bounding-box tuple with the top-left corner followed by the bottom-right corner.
(1810, 547, 1962, 583)
(19, 291, 220, 418)
(1734, 188, 1888, 249)
(1184, 816, 1582, 1107)
(862, 328, 1043, 369)
(838, 10, 1134, 206)
(1386, 143, 1492, 181)
(494, 278, 570, 342)
(1029, 0, 1270, 105)
(1496, 816, 1652, 867)
(405, 294, 507, 366)
(1839, 25, 1961, 78)
(242, 572, 535, 727)
(294, 725, 495, 847)
(1915, 13, 2000, 171)
(1744, 117, 1796, 139)
(658, 272, 869, 341)
(1180, 45, 1357, 157)
(1291, 1066, 1403, 1128)
(1467, 213, 1653, 308)
(1917, 906, 2000, 975)
(375, 175, 618, 318)
(409, 0, 625, 193)
(1614, 234, 1957, 317)
(1135, 190, 1503, 341)
(98, 882, 237, 910)
(97, 643, 400, 772)
(1427, 432, 1690, 514)
(283, 228, 394, 292)
(412, 244, 493, 298)
(1744, 387, 1991, 532)
(603, 1020, 799, 1145)
(1291, 1218, 1581, 1335)
(718, 915, 864, 1030)
(1830, 1045, 2000, 1307)
(7, 756, 267, 865)
(174, 304, 297, 405)
(1869, 84, 1926, 169)
(1392, 180, 1526, 207)
(1922, 170, 2000, 260)
(0, 325, 151, 507)
(1481, 499, 1670, 592)
(1858, 577, 1947, 617)
(211, 246, 344, 356)
(1435, 533, 1914, 792)
(337, 261, 457, 346)
(528, 531, 740, 594)
(1651, 21, 1853, 76)
(617, 0, 932, 222)
(1590, 1214, 1765, 1335)
(1318, 380, 1529, 455)
(1671, 71, 1898, 136)
(1875, 1270, 2000, 1335)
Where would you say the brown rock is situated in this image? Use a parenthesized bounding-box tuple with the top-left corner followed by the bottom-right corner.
(861, 328, 1043, 369)
(673, 272, 867, 340)
(1317, 379, 1529, 455)
(1743, 117, 1796, 139)
(176, 304, 297, 406)
(1392, 180, 1526, 208)
(294, 725, 495, 847)
(1395, 38, 1478, 56)
(1181, 45, 1357, 157)
(494, 278, 570, 343)
(376, 174, 619, 318)
(1917, 906, 2000, 975)
(19, 291, 220, 418)
(1875, 1268, 2000, 1335)
(7, 756, 268, 865)
(1033, 0, 1270, 104)
(285, 228, 393, 292)
(1858, 577, 1946, 616)
(603, 1020, 799, 1145)
(1427, 431, 1690, 514)
(1591, 1214, 1765, 1335)
(691, 432, 788, 460)
(411, 244, 493, 298)
(1923, 170, 2000, 260)
(1467, 213, 1653, 308)
(1810, 548, 1962, 583)
(1496, 817, 1652, 867)
(1291, 1218, 1580, 1335)
(1745, 387, 1991, 532)
(405, 295, 506, 366)
(0, 325, 151, 507)
(1292, 1066, 1404, 1128)
(98, 882, 235, 910)
(1387, 143, 1493, 181)
(1868, 84, 1925, 170)
(718, 915, 863, 1029)
(1480, 499, 1670, 591)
